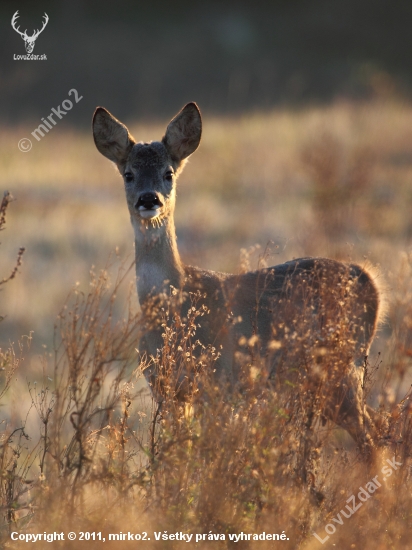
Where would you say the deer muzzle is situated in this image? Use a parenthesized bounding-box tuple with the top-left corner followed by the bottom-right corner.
(135, 192, 163, 219)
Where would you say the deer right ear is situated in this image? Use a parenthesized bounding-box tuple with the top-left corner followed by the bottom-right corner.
(92, 107, 135, 165)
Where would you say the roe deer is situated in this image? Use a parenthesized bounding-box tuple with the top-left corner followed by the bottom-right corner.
(93, 102, 383, 452)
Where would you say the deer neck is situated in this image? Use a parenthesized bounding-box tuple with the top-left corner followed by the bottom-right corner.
(132, 215, 184, 304)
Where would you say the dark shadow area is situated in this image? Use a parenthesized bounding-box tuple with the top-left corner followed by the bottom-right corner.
(0, 0, 411, 126)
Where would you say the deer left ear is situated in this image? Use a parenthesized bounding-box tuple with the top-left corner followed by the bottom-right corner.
(162, 102, 202, 163)
(92, 107, 135, 166)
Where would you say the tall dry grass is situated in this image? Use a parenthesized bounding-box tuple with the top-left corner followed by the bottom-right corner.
(1, 258, 412, 549)
(1, 99, 412, 547)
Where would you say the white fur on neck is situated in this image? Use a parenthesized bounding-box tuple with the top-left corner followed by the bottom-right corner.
(136, 259, 171, 298)
(131, 214, 182, 302)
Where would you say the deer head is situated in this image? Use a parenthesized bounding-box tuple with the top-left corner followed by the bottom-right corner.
(11, 11, 49, 54)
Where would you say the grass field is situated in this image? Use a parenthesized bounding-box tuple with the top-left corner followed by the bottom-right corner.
(1, 99, 412, 548)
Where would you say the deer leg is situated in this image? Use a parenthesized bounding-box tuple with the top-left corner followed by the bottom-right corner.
(325, 368, 376, 455)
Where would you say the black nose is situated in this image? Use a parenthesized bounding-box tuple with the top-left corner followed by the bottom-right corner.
(136, 192, 163, 210)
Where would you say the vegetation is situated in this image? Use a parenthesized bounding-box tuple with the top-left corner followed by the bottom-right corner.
(1, 100, 412, 548)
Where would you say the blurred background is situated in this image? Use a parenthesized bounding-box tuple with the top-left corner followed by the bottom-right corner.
(1, 0, 412, 123)
(1, 0, 412, 371)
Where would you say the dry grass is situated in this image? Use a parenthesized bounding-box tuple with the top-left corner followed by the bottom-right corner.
(1, 99, 412, 547)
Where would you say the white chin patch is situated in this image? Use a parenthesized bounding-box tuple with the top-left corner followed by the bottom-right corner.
(138, 208, 161, 220)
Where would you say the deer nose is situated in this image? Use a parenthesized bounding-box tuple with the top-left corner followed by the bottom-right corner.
(136, 192, 163, 210)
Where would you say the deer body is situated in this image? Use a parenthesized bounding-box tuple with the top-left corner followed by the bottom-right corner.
(93, 103, 382, 450)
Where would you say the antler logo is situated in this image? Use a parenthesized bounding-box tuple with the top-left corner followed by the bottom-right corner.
(11, 11, 49, 54)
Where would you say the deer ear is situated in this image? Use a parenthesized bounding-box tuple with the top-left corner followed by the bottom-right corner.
(92, 107, 135, 165)
(162, 102, 202, 163)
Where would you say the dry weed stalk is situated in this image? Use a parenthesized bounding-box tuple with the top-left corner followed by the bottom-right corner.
(0, 191, 29, 539)
(0, 192, 24, 296)
(44, 262, 145, 507)
(0, 260, 152, 540)
(0, 341, 35, 540)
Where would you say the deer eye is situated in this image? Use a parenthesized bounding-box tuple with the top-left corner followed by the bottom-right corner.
(124, 172, 133, 183)
(164, 171, 174, 182)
